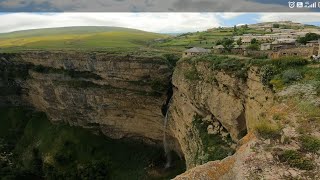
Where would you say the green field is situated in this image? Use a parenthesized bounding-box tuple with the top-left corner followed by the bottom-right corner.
(152, 27, 269, 50)
(0, 26, 169, 51)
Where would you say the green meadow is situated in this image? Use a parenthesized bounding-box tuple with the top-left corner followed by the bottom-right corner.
(0, 26, 168, 51)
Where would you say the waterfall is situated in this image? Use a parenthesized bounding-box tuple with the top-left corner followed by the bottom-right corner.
(163, 97, 172, 169)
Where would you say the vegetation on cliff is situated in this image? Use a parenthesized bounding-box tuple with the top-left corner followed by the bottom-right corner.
(183, 55, 320, 93)
(0, 107, 185, 180)
(183, 55, 250, 80)
(192, 114, 234, 165)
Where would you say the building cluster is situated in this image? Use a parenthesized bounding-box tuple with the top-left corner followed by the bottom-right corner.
(184, 22, 320, 60)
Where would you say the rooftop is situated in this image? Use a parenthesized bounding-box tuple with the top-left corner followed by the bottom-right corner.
(184, 47, 210, 53)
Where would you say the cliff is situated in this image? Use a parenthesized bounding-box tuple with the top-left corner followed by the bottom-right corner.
(167, 59, 273, 169)
(2, 52, 319, 179)
(0, 51, 176, 145)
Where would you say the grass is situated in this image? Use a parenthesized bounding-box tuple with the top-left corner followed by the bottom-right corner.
(253, 57, 320, 90)
(300, 135, 320, 153)
(255, 120, 281, 139)
(184, 63, 201, 81)
(0, 27, 168, 51)
(0, 107, 186, 180)
(278, 150, 314, 170)
(297, 100, 320, 119)
(184, 55, 250, 80)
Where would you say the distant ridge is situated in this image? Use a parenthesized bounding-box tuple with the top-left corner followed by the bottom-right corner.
(0, 26, 169, 50)
(0, 26, 151, 39)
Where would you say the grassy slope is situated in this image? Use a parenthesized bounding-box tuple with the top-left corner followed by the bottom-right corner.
(153, 27, 268, 50)
(0, 26, 168, 50)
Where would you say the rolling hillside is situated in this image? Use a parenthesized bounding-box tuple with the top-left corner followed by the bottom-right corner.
(0, 26, 169, 50)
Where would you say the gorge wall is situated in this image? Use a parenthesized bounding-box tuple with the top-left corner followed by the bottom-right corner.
(0, 51, 176, 146)
(0, 52, 275, 177)
(167, 60, 274, 169)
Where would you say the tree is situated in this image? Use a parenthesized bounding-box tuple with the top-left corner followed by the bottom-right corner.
(247, 44, 259, 51)
(244, 24, 248, 29)
(236, 38, 242, 46)
(297, 33, 320, 44)
(273, 24, 280, 28)
(233, 25, 237, 32)
(221, 38, 234, 52)
(251, 38, 258, 45)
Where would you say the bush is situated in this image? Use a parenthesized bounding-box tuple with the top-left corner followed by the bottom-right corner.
(192, 114, 234, 164)
(255, 121, 281, 139)
(269, 78, 285, 90)
(282, 69, 303, 84)
(247, 44, 259, 51)
(260, 64, 278, 87)
(297, 33, 320, 45)
(220, 38, 234, 52)
(278, 150, 314, 170)
(273, 24, 280, 28)
(163, 53, 180, 68)
(271, 57, 308, 68)
(300, 135, 320, 153)
(184, 64, 200, 81)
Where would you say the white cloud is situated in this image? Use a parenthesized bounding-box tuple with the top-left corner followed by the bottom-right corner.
(0, 13, 222, 33)
(258, 13, 320, 23)
(217, 13, 245, 19)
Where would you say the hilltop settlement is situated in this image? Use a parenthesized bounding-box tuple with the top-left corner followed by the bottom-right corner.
(181, 21, 320, 60)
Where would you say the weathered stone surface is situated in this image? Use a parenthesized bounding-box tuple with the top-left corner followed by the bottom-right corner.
(0, 51, 175, 146)
(1, 52, 279, 178)
(168, 60, 274, 169)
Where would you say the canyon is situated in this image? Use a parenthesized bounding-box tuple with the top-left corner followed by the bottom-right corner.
(2, 51, 319, 179)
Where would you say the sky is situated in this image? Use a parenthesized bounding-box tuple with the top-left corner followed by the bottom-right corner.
(0, 0, 315, 12)
(0, 12, 320, 34)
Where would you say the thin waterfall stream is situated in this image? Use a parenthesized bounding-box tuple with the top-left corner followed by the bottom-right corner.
(163, 97, 172, 169)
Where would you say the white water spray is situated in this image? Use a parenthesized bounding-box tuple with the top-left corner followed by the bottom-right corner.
(163, 98, 172, 169)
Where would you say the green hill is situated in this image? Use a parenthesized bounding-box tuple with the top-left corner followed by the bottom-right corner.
(0, 26, 168, 50)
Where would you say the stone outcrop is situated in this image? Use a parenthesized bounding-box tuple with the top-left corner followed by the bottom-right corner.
(167, 60, 274, 169)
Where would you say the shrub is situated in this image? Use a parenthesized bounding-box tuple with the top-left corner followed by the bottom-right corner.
(220, 38, 234, 52)
(184, 66, 200, 81)
(260, 64, 278, 87)
(273, 24, 280, 28)
(255, 121, 281, 139)
(300, 135, 320, 153)
(278, 150, 314, 170)
(192, 114, 234, 164)
(271, 57, 308, 68)
(282, 69, 303, 84)
(269, 78, 285, 90)
(247, 44, 259, 51)
(163, 53, 180, 68)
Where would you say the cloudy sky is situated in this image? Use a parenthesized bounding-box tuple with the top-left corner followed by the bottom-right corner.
(0, 13, 320, 34)
(0, 0, 319, 34)
(0, 0, 313, 12)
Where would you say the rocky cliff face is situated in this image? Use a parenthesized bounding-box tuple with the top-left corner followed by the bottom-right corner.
(0, 51, 176, 145)
(167, 60, 274, 169)
(1, 52, 277, 177)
